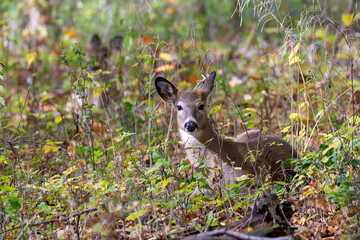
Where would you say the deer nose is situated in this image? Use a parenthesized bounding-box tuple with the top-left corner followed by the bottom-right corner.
(184, 121, 198, 132)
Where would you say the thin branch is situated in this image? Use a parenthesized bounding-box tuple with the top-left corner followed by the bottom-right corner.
(0, 207, 98, 235)
(195, 228, 294, 240)
(10, 81, 33, 140)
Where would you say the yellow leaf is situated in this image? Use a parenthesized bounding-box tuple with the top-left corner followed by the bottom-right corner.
(177, 81, 187, 87)
(234, 174, 248, 181)
(55, 116, 62, 124)
(244, 108, 257, 113)
(342, 13, 356, 27)
(289, 43, 302, 65)
(322, 139, 341, 155)
(43, 141, 59, 154)
(159, 52, 173, 62)
(93, 88, 103, 98)
(281, 125, 291, 133)
(179, 182, 185, 188)
(315, 29, 326, 39)
(26, 52, 36, 69)
(162, 178, 172, 190)
(64, 166, 76, 175)
(0, 155, 8, 164)
(290, 113, 300, 121)
(155, 63, 175, 72)
(298, 216, 306, 225)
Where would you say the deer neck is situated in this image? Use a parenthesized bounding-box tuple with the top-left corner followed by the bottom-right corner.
(179, 119, 246, 165)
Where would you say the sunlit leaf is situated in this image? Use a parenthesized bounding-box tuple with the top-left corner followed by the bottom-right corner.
(281, 125, 291, 133)
(43, 141, 59, 154)
(0, 155, 7, 164)
(125, 209, 145, 221)
(155, 63, 175, 72)
(322, 139, 341, 155)
(55, 116, 62, 124)
(341, 13, 356, 27)
(244, 108, 257, 113)
(0, 186, 14, 192)
(159, 52, 173, 62)
(93, 87, 102, 98)
(64, 166, 77, 175)
(289, 43, 302, 65)
(26, 52, 36, 69)
(209, 104, 221, 115)
(39, 202, 52, 214)
(162, 178, 172, 190)
(290, 113, 300, 121)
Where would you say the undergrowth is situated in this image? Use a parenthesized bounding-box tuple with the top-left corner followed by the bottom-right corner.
(0, 0, 359, 239)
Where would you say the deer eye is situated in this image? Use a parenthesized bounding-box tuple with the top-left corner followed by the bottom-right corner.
(177, 105, 183, 111)
(198, 104, 205, 111)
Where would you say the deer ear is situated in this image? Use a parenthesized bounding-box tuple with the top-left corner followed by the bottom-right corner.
(197, 71, 216, 94)
(109, 35, 123, 51)
(155, 77, 178, 103)
(91, 34, 102, 49)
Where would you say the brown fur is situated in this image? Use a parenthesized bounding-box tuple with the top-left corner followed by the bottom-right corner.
(155, 72, 296, 184)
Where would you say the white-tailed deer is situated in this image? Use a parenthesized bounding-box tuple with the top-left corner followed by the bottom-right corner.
(155, 71, 296, 184)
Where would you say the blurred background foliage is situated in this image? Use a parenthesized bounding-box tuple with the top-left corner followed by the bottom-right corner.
(0, 0, 360, 239)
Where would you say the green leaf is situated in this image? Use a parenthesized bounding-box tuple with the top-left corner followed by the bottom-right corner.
(209, 104, 221, 115)
(153, 148, 164, 160)
(116, 132, 135, 143)
(0, 155, 8, 164)
(0, 97, 4, 106)
(39, 202, 52, 214)
(0, 186, 15, 193)
(125, 209, 145, 221)
(124, 101, 133, 112)
(10, 197, 21, 210)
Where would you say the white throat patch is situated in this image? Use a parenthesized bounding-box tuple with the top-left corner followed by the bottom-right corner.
(179, 129, 201, 146)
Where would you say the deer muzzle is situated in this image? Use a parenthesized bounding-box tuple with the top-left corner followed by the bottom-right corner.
(184, 121, 198, 132)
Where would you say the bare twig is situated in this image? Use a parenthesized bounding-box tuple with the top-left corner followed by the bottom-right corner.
(0, 207, 98, 235)
(10, 81, 33, 140)
(194, 228, 294, 240)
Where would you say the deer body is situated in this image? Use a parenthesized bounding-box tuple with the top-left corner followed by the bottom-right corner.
(155, 72, 295, 184)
